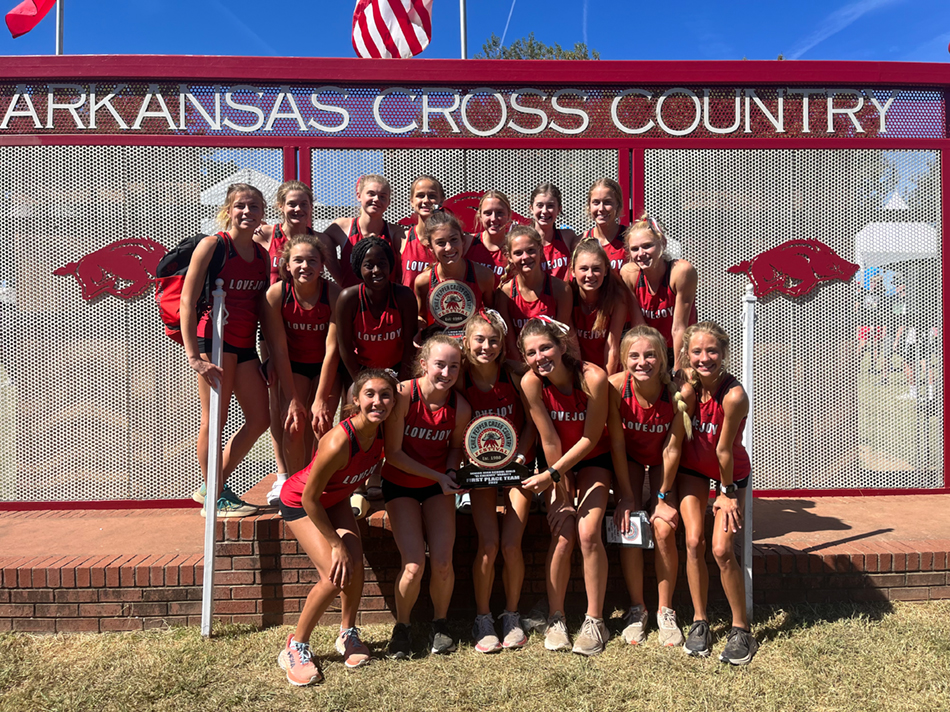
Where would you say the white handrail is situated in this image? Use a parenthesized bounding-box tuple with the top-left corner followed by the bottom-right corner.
(201, 278, 226, 638)
(741, 283, 756, 621)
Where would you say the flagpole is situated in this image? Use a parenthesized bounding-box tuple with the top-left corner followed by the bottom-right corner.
(459, 0, 467, 59)
(55, 0, 63, 55)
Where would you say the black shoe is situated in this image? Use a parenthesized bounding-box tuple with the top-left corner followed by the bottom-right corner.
(387, 622, 412, 660)
(684, 620, 712, 658)
(719, 626, 759, 665)
(430, 618, 457, 655)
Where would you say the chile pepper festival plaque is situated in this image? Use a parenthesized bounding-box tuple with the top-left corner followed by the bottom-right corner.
(458, 415, 531, 488)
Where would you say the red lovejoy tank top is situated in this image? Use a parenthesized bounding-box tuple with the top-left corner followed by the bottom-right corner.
(280, 418, 384, 509)
(282, 280, 331, 364)
(619, 373, 674, 467)
(354, 284, 404, 370)
(198, 233, 268, 348)
(540, 230, 571, 281)
(509, 274, 557, 332)
(465, 236, 507, 286)
(401, 225, 434, 289)
(680, 374, 750, 482)
(633, 260, 697, 348)
(426, 260, 483, 326)
(267, 224, 288, 285)
(572, 293, 608, 367)
(462, 368, 524, 428)
(382, 380, 457, 488)
(583, 228, 627, 273)
(541, 376, 609, 460)
(340, 219, 400, 289)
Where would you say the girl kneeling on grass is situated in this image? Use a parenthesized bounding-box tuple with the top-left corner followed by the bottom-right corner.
(677, 321, 759, 665)
(519, 317, 621, 656)
(381, 335, 471, 658)
(607, 326, 691, 648)
(459, 310, 537, 653)
(276, 368, 399, 686)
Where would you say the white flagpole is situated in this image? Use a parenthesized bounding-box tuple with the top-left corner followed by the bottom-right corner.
(459, 0, 467, 58)
(200, 279, 226, 638)
(741, 283, 757, 621)
(55, 0, 63, 55)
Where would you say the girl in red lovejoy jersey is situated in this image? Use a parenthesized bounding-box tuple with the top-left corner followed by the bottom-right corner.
(465, 190, 512, 286)
(570, 239, 627, 374)
(330, 237, 418, 383)
(182, 183, 306, 518)
(414, 210, 494, 337)
(400, 175, 444, 290)
(607, 325, 692, 649)
(581, 178, 628, 273)
(497, 225, 573, 357)
(382, 335, 470, 659)
(677, 321, 759, 665)
(276, 368, 398, 686)
(458, 310, 537, 653)
(519, 317, 621, 657)
(530, 183, 577, 281)
(326, 174, 403, 289)
(262, 234, 341, 481)
(620, 214, 698, 373)
(255, 182, 336, 504)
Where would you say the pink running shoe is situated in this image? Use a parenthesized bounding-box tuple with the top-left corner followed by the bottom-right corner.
(335, 627, 371, 669)
(277, 633, 323, 686)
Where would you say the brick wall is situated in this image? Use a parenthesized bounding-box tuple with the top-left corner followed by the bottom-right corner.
(1, 510, 949, 632)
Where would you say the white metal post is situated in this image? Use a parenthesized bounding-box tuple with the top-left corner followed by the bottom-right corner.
(741, 283, 756, 621)
(54, 0, 63, 55)
(459, 0, 467, 59)
(200, 279, 226, 638)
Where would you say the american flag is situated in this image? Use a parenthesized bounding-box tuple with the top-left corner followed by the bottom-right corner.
(352, 0, 433, 59)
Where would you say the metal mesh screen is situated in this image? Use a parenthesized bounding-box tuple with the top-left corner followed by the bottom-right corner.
(645, 149, 943, 489)
(0, 145, 284, 501)
(311, 148, 617, 231)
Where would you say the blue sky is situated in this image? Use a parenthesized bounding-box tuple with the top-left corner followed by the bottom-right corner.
(1, 0, 948, 62)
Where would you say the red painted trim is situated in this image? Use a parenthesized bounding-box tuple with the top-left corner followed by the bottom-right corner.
(4, 56, 950, 86)
(299, 146, 312, 187)
(0, 499, 201, 511)
(0, 134, 296, 148)
(753, 488, 950, 498)
(617, 150, 631, 225)
(943, 148, 950, 489)
(0, 135, 946, 151)
(631, 149, 645, 218)
(282, 146, 296, 182)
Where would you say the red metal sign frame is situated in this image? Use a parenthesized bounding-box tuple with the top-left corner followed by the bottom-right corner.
(0, 56, 946, 501)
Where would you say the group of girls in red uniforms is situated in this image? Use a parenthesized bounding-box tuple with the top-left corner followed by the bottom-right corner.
(181, 174, 755, 688)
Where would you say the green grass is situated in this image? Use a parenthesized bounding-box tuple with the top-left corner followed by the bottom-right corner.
(2, 602, 949, 711)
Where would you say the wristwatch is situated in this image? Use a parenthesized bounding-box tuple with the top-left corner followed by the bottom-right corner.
(515, 453, 527, 466)
(656, 490, 671, 501)
(545, 466, 561, 484)
(719, 482, 737, 496)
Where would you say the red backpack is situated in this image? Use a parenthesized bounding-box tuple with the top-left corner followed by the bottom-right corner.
(154, 232, 229, 344)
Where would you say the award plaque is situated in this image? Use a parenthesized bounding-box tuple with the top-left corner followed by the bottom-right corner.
(605, 510, 655, 549)
(457, 415, 530, 488)
(429, 279, 478, 332)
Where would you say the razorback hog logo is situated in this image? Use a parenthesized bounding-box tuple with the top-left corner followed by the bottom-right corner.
(54, 238, 168, 300)
(398, 191, 532, 234)
(727, 239, 859, 298)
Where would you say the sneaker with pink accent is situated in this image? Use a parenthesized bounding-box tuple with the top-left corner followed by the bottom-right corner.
(335, 627, 371, 669)
(277, 633, 323, 686)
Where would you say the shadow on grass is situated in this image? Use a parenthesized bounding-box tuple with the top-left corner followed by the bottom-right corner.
(751, 601, 894, 643)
